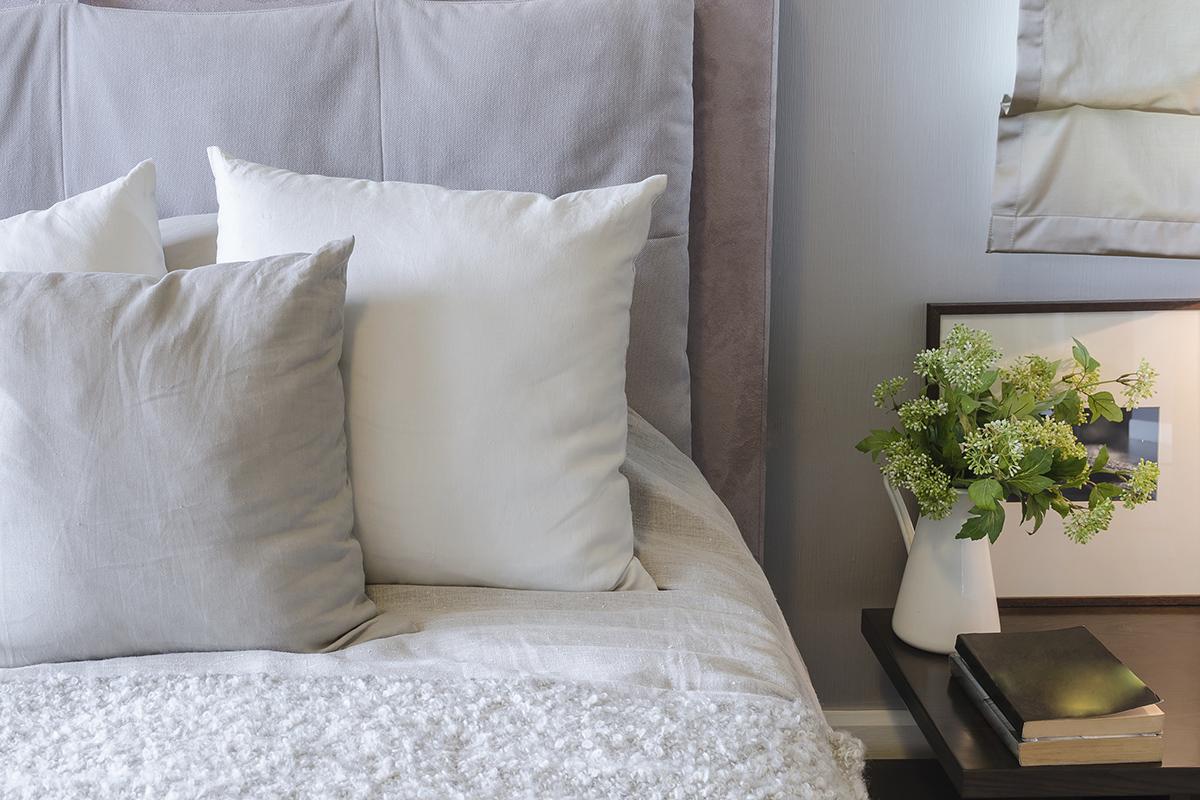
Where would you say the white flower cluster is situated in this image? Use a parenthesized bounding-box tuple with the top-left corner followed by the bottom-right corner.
(960, 419, 1027, 478)
(1064, 498, 1114, 544)
(897, 396, 948, 432)
(882, 439, 957, 520)
(999, 355, 1058, 402)
(1122, 359, 1158, 410)
(872, 376, 907, 409)
(1122, 459, 1159, 508)
(913, 325, 1000, 395)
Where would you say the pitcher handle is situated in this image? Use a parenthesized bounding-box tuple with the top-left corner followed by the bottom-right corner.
(883, 478, 916, 553)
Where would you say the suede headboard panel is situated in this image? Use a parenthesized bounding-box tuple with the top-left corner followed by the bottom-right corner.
(0, 0, 777, 562)
(691, 0, 777, 561)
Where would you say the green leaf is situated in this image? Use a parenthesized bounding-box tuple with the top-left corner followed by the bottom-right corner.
(1089, 482, 1122, 508)
(1072, 338, 1100, 372)
(1053, 390, 1081, 424)
(978, 370, 999, 393)
(942, 431, 968, 468)
(1016, 447, 1054, 477)
(1021, 492, 1050, 534)
(1017, 503, 1046, 534)
(1000, 391, 1037, 419)
(1031, 399, 1058, 416)
(958, 395, 981, 415)
(1050, 495, 1073, 518)
(958, 505, 1005, 543)
(1009, 474, 1056, 494)
(1088, 391, 1123, 423)
(1049, 456, 1089, 487)
(1091, 445, 1109, 473)
(1071, 339, 1089, 368)
(1035, 388, 1069, 416)
(1027, 491, 1052, 514)
(968, 478, 1004, 510)
(856, 428, 900, 460)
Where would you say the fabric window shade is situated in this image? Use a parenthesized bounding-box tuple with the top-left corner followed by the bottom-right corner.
(989, 0, 1200, 257)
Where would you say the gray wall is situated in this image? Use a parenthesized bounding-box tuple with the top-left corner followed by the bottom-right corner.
(767, 0, 1200, 710)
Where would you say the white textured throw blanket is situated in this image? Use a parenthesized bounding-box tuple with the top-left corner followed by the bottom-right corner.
(1, 672, 865, 799)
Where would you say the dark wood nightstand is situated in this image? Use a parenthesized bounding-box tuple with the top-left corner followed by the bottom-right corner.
(860, 607, 1200, 799)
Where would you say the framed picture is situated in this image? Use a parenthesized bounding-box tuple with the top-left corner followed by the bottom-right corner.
(927, 301, 1200, 601)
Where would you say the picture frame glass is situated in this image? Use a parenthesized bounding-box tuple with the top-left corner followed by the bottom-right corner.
(932, 305, 1200, 598)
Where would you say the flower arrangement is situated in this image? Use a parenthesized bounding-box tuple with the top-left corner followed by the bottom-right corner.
(857, 325, 1160, 544)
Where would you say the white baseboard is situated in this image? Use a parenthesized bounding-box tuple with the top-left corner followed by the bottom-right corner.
(824, 708, 933, 760)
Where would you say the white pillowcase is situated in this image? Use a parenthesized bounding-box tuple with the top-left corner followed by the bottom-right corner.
(0, 161, 165, 275)
(209, 147, 663, 592)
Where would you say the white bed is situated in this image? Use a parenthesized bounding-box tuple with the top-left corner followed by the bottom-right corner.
(0, 413, 866, 797)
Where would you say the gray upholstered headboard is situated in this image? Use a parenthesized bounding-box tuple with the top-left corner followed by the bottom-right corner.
(0, 0, 777, 562)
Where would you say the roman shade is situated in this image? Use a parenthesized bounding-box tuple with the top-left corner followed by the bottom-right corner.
(988, 0, 1200, 258)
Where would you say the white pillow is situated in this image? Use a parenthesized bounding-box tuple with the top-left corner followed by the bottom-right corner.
(0, 161, 165, 276)
(209, 147, 663, 592)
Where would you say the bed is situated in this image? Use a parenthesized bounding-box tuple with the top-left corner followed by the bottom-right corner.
(0, 0, 867, 796)
(3, 413, 864, 796)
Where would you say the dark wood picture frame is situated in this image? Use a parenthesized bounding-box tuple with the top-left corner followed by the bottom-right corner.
(927, 300, 1200, 353)
(927, 300, 1200, 609)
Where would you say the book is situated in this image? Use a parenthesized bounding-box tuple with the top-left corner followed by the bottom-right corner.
(950, 653, 1164, 767)
(955, 627, 1162, 740)
(1017, 703, 1163, 740)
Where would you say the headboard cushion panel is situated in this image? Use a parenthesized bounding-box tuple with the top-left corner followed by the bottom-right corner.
(63, 0, 383, 214)
(0, 0, 776, 560)
(0, 6, 62, 214)
(375, 0, 694, 241)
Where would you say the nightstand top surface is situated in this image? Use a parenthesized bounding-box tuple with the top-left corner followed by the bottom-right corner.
(861, 606, 1200, 798)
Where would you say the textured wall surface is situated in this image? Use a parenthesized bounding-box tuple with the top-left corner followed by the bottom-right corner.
(768, 0, 1200, 709)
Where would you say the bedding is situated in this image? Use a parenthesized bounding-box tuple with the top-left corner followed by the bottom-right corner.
(0, 2, 61, 217)
(0, 411, 868, 797)
(1, 674, 863, 799)
(0, 240, 376, 667)
(0, 160, 164, 275)
(159, 212, 217, 270)
(3, 0, 695, 450)
(210, 148, 662, 594)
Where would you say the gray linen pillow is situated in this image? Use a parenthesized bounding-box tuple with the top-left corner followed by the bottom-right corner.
(0, 239, 376, 668)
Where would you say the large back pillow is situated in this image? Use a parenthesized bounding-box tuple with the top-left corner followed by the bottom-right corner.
(0, 0, 694, 449)
(210, 149, 663, 593)
(0, 240, 376, 667)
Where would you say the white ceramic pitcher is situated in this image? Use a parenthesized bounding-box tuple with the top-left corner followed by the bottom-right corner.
(885, 481, 1001, 654)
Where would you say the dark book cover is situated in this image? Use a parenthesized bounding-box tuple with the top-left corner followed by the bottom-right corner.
(955, 626, 1161, 730)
